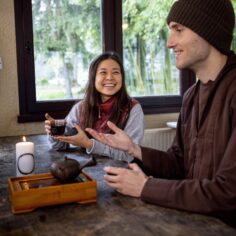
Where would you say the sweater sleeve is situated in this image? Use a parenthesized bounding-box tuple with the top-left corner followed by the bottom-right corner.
(141, 100, 236, 214)
(47, 101, 82, 150)
(87, 103, 144, 162)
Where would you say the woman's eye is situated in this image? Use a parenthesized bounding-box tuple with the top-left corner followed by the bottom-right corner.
(113, 71, 120, 75)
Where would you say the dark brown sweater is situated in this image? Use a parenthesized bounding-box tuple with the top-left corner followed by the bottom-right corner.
(141, 53, 236, 217)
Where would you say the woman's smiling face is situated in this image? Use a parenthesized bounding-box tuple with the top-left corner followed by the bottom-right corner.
(95, 58, 123, 102)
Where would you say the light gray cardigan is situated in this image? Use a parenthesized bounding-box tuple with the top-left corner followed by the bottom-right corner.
(48, 101, 144, 162)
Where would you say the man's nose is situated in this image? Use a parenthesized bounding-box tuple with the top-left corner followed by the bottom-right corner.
(166, 33, 175, 49)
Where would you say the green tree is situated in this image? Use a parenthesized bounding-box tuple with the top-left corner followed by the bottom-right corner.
(123, 0, 176, 95)
(33, 0, 100, 99)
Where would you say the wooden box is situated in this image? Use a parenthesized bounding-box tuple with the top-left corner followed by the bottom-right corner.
(8, 171, 97, 214)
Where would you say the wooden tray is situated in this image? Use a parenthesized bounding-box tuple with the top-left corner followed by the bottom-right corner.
(8, 171, 97, 214)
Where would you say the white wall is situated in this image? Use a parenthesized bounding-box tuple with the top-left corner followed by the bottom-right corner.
(0, 0, 44, 137)
(0, 0, 178, 137)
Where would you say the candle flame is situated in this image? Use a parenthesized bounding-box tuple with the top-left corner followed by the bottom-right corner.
(22, 136, 26, 142)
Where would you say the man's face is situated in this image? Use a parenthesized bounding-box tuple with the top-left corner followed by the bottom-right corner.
(167, 22, 211, 71)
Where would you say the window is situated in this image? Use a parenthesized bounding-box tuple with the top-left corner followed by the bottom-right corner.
(122, 1, 179, 97)
(14, 0, 196, 122)
(32, 0, 102, 101)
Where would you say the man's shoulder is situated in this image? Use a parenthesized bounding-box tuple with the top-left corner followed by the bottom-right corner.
(220, 63, 236, 93)
(223, 53, 236, 80)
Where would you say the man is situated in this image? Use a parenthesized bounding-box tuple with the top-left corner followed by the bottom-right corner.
(86, 0, 236, 226)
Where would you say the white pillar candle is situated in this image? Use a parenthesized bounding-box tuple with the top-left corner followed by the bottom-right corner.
(16, 136, 35, 176)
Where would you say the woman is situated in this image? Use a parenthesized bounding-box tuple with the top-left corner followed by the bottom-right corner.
(45, 51, 144, 163)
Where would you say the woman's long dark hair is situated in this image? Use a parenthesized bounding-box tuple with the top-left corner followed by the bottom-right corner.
(82, 51, 131, 131)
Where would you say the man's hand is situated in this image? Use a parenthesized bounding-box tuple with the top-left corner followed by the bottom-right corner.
(103, 163, 148, 197)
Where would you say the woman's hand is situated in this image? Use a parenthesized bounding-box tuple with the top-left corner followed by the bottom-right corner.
(44, 113, 54, 135)
(86, 121, 142, 159)
(55, 124, 93, 149)
(103, 163, 148, 197)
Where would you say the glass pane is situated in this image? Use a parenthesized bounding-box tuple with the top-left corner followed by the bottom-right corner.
(32, 0, 101, 101)
(232, 1, 236, 52)
(122, 0, 179, 96)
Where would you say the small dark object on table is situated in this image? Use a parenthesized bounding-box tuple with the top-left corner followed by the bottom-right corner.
(50, 156, 97, 182)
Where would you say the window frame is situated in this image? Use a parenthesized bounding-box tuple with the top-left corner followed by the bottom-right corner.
(14, 0, 195, 123)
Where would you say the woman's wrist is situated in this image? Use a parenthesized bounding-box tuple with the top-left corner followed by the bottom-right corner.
(86, 139, 95, 154)
(84, 139, 93, 149)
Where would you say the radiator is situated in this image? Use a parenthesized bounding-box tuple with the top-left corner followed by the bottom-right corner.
(141, 128, 176, 151)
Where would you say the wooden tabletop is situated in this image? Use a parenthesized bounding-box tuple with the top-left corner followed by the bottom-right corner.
(0, 135, 236, 236)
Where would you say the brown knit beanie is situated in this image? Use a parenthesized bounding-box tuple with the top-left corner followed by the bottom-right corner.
(167, 0, 235, 55)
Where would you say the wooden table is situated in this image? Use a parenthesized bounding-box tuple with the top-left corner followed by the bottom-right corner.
(0, 135, 236, 236)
